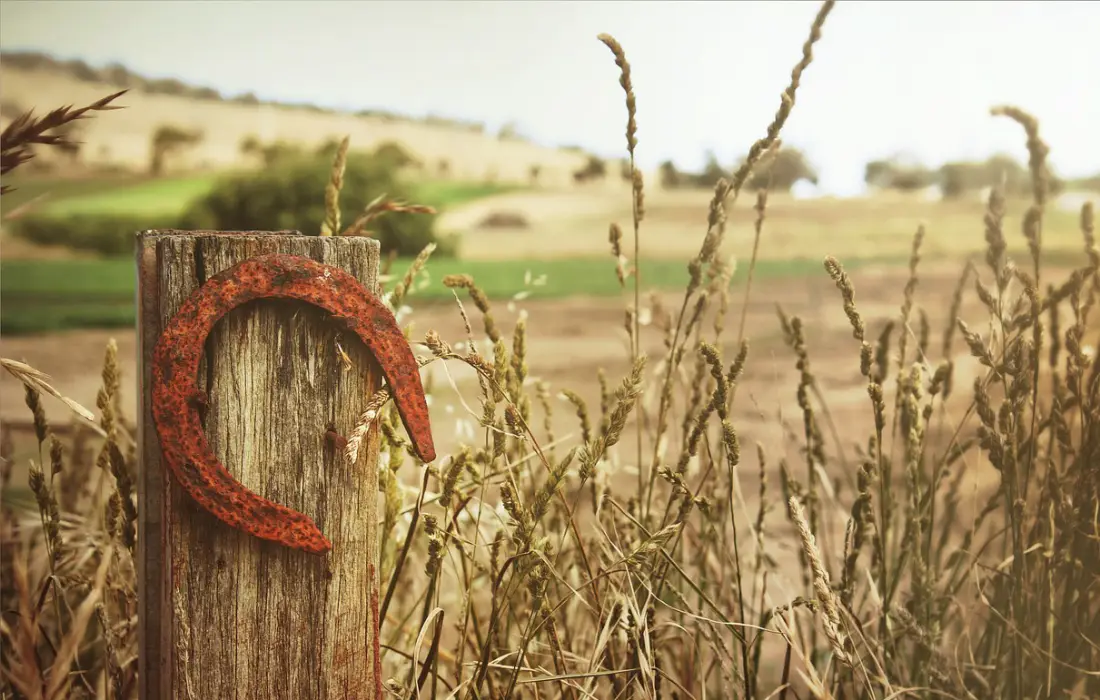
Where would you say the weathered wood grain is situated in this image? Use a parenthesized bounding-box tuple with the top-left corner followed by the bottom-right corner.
(138, 231, 383, 699)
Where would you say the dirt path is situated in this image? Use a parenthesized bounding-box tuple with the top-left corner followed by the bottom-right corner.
(2, 261, 1001, 461)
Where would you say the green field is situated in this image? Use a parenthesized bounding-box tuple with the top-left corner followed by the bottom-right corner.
(0, 174, 532, 332)
(2, 173, 219, 217)
(5, 176, 1089, 334)
(2, 173, 517, 220)
(0, 254, 907, 335)
(38, 175, 221, 217)
(413, 180, 520, 207)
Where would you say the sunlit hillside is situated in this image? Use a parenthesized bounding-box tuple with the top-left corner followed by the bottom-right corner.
(0, 54, 597, 188)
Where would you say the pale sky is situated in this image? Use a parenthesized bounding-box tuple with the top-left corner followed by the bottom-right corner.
(1, 1, 1097, 195)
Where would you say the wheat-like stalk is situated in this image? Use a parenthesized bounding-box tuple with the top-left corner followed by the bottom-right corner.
(320, 134, 350, 236)
(0, 89, 127, 193)
(2, 358, 100, 429)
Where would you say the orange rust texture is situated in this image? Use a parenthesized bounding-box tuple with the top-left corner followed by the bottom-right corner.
(151, 253, 435, 554)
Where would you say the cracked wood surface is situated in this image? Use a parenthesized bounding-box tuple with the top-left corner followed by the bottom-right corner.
(138, 231, 383, 699)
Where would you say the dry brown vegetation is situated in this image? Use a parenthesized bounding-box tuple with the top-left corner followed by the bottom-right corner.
(0, 90, 126, 195)
(3, 1, 1100, 697)
(434, 186, 1090, 262)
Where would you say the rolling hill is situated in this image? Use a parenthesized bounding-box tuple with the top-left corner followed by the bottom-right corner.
(0, 51, 593, 188)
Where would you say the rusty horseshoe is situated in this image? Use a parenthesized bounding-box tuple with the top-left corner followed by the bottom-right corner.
(152, 253, 436, 555)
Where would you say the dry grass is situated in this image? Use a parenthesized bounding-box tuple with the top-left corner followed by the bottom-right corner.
(0, 89, 126, 195)
(3, 2, 1100, 698)
(429, 187, 1089, 263)
(0, 63, 592, 188)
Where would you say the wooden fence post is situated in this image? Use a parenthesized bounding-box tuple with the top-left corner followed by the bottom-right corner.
(137, 231, 385, 699)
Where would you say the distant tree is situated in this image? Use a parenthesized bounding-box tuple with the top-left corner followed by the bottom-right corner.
(984, 154, 1032, 195)
(0, 51, 54, 71)
(438, 159, 451, 178)
(864, 160, 892, 190)
(192, 87, 222, 101)
(864, 156, 937, 192)
(497, 122, 522, 140)
(371, 141, 419, 170)
(1065, 173, 1100, 193)
(658, 160, 681, 189)
(586, 155, 607, 179)
(888, 168, 934, 192)
(864, 152, 1062, 198)
(746, 147, 818, 192)
(938, 154, 1036, 199)
(529, 164, 542, 185)
(573, 155, 607, 184)
(102, 62, 133, 87)
(146, 78, 190, 97)
(239, 135, 262, 158)
(695, 150, 727, 188)
(256, 141, 305, 167)
(937, 162, 971, 199)
(180, 151, 441, 257)
(63, 58, 98, 83)
(313, 137, 344, 158)
(149, 125, 203, 176)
